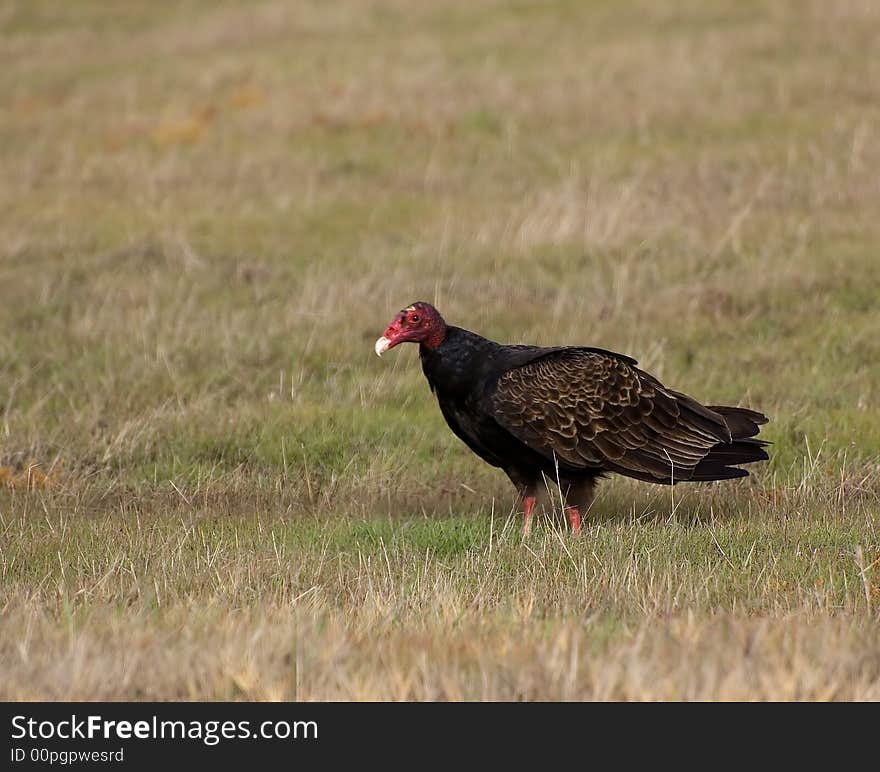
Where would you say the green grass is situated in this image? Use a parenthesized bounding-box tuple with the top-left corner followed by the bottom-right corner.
(0, 0, 879, 699)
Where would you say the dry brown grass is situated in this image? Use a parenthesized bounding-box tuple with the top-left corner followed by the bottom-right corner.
(1, 485, 878, 700)
(5, 609, 879, 701)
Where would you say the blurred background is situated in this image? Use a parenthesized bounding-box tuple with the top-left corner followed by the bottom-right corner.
(1, 0, 879, 700)
(3, 0, 878, 508)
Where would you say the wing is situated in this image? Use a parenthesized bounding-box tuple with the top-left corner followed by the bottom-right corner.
(487, 349, 732, 482)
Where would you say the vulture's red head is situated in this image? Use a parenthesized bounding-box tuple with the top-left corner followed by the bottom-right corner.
(375, 302, 447, 356)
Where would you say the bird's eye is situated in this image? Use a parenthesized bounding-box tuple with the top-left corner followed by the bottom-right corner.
(410, 314, 420, 323)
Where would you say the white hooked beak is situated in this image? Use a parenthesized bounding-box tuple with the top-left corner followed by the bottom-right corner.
(374, 336, 392, 357)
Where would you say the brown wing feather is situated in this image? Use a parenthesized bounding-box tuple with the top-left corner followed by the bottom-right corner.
(489, 350, 732, 481)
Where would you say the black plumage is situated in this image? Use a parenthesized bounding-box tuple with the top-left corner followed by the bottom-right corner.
(376, 302, 769, 533)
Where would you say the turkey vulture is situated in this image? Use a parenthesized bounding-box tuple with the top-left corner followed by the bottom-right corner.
(375, 302, 768, 534)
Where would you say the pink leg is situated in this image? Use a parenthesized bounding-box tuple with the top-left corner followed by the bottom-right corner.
(563, 478, 595, 536)
(522, 495, 537, 536)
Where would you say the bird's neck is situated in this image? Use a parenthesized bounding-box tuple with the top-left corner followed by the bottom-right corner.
(421, 323, 447, 350)
(420, 327, 499, 396)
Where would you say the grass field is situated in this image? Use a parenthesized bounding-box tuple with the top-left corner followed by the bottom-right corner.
(1, 0, 879, 700)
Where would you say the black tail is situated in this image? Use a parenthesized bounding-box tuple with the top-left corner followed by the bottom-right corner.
(688, 406, 769, 482)
(708, 406, 767, 439)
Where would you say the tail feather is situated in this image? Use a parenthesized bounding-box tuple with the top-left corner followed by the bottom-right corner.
(688, 464, 750, 482)
(687, 405, 770, 483)
(708, 405, 768, 440)
(608, 405, 770, 485)
(690, 438, 769, 481)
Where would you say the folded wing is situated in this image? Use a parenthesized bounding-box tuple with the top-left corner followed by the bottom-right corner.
(487, 349, 763, 483)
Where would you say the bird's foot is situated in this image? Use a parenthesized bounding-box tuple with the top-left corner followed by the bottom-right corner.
(521, 495, 537, 536)
(566, 505, 581, 535)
